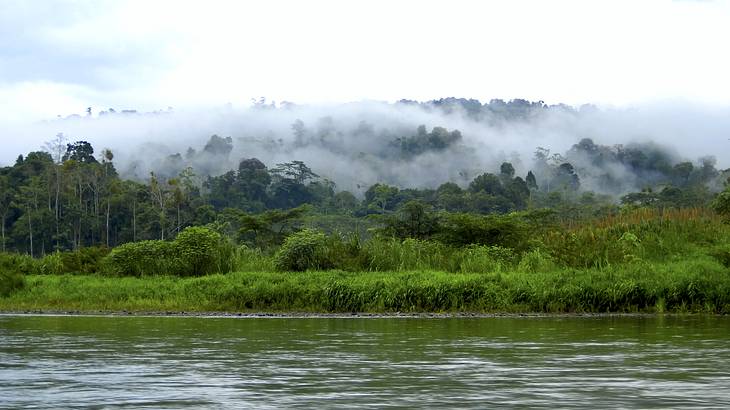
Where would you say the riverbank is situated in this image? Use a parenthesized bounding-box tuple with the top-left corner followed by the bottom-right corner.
(2, 258, 729, 314)
(1, 310, 717, 319)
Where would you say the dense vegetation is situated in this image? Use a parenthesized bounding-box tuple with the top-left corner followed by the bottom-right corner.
(2, 111, 730, 313)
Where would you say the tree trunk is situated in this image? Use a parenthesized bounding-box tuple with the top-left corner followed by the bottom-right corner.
(27, 205, 33, 257)
(106, 200, 110, 247)
(132, 199, 137, 242)
(1, 213, 5, 252)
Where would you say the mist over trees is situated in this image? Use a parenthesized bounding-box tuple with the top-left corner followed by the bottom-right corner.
(5, 98, 730, 199)
(1, 98, 728, 255)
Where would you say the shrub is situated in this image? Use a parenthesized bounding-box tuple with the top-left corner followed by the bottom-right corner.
(321, 232, 367, 271)
(711, 190, 730, 219)
(434, 212, 531, 251)
(0, 270, 24, 296)
(0, 252, 39, 275)
(274, 229, 332, 271)
(101, 240, 179, 276)
(38, 252, 65, 275)
(100, 227, 234, 277)
(60, 246, 110, 274)
(174, 226, 229, 276)
(0, 252, 30, 296)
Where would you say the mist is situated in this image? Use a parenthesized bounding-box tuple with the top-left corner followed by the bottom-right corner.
(2, 99, 729, 196)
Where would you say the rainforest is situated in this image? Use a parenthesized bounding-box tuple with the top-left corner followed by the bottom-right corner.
(1, 98, 730, 314)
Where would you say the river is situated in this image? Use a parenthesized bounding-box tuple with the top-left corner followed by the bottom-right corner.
(1, 314, 729, 408)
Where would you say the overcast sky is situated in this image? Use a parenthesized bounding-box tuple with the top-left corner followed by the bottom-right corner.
(1, 0, 730, 123)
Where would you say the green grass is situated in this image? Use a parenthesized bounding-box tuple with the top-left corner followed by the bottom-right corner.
(2, 256, 729, 314)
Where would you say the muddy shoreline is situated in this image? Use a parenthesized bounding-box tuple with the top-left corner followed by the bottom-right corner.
(0, 309, 710, 319)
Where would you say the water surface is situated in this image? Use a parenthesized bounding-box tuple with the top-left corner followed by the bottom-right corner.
(1, 315, 729, 408)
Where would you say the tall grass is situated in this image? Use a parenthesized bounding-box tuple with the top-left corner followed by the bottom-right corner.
(542, 207, 729, 269)
(2, 256, 729, 313)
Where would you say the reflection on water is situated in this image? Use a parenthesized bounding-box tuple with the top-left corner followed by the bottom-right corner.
(1, 315, 729, 408)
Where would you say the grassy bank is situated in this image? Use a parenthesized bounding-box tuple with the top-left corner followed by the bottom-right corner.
(3, 256, 729, 314)
(2, 207, 729, 314)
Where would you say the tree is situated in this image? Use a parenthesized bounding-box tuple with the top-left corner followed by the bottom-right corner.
(436, 182, 465, 212)
(202, 135, 233, 156)
(237, 158, 271, 203)
(0, 175, 13, 252)
(269, 161, 319, 208)
(554, 163, 580, 192)
(469, 173, 504, 196)
(526, 171, 538, 191)
(44, 133, 69, 249)
(63, 141, 97, 164)
(382, 200, 439, 239)
(239, 205, 310, 247)
(711, 189, 730, 219)
(673, 162, 694, 186)
(149, 172, 172, 240)
(500, 162, 515, 179)
(365, 183, 399, 213)
(271, 161, 318, 185)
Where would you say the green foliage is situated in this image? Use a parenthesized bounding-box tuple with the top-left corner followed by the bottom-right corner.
(711, 190, 730, 219)
(37, 252, 65, 275)
(362, 238, 457, 272)
(708, 245, 730, 268)
(274, 229, 332, 271)
(0, 252, 30, 296)
(59, 247, 110, 274)
(101, 240, 179, 276)
(235, 246, 275, 272)
(379, 200, 440, 240)
(517, 248, 556, 273)
(101, 226, 234, 276)
(320, 232, 368, 272)
(457, 245, 514, 273)
(238, 205, 310, 248)
(0, 252, 39, 275)
(435, 212, 531, 251)
(175, 226, 225, 276)
(0, 269, 24, 296)
(392, 125, 462, 158)
(542, 208, 722, 269)
(4, 257, 730, 313)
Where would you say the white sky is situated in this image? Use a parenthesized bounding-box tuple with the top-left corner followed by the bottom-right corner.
(1, 0, 729, 123)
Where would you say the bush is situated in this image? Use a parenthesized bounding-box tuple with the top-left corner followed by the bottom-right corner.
(321, 232, 367, 271)
(434, 212, 531, 251)
(60, 246, 110, 274)
(38, 252, 65, 275)
(101, 240, 179, 276)
(101, 227, 235, 276)
(0, 252, 30, 296)
(0, 270, 24, 296)
(0, 252, 39, 275)
(175, 226, 231, 276)
(274, 229, 332, 271)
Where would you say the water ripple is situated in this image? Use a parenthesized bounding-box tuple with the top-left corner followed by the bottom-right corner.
(1, 315, 729, 408)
